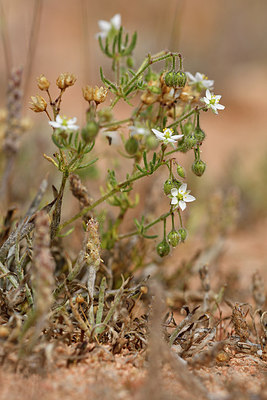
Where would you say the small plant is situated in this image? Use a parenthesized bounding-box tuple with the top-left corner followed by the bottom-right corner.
(0, 14, 225, 359)
(29, 15, 224, 255)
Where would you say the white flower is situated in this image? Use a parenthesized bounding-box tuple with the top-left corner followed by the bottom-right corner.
(129, 125, 149, 137)
(186, 72, 214, 91)
(201, 89, 225, 114)
(96, 14, 121, 39)
(49, 115, 79, 131)
(169, 184, 196, 211)
(151, 128, 183, 145)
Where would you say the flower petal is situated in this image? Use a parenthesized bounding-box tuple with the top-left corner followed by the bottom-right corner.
(98, 20, 111, 32)
(215, 104, 225, 110)
(56, 115, 63, 123)
(183, 194, 196, 202)
(49, 121, 60, 128)
(179, 183, 187, 194)
(186, 72, 195, 82)
(171, 134, 184, 140)
(179, 200, 186, 211)
(111, 14, 121, 29)
(171, 197, 178, 205)
(205, 89, 211, 100)
(171, 188, 178, 196)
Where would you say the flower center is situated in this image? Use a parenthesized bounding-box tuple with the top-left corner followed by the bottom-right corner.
(210, 96, 217, 105)
(62, 117, 68, 126)
(163, 128, 173, 139)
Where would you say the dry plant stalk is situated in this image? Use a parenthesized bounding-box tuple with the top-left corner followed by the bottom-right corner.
(69, 173, 93, 222)
(85, 219, 101, 324)
(231, 303, 250, 340)
(0, 67, 23, 203)
(20, 211, 55, 351)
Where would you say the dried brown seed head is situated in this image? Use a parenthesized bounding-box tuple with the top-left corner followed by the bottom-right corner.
(29, 95, 47, 112)
(56, 72, 76, 90)
(82, 85, 94, 102)
(93, 86, 108, 104)
(37, 74, 50, 90)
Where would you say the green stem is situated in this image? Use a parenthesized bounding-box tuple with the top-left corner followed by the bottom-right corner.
(167, 107, 205, 130)
(50, 171, 68, 240)
(58, 170, 150, 232)
(177, 208, 183, 228)
(118, 211, 172, 240)
(101, 118, 132, 129)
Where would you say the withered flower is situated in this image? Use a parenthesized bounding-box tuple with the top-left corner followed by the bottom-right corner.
(37, 74, 50, 90)
(29, 95, 47, 112)
(56, 72, 77, 90)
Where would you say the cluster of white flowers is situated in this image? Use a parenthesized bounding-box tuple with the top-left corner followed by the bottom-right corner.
(169, 184, 196, 211)
(186, 72, 225, 114)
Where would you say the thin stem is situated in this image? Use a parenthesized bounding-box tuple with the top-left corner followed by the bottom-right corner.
(101, 117, 132, 129)
(118, 211, 172, 240)
(50, 172, 68, 240)
(177, 208, 183, 227)
(59, 170, 149, 231)
(167, 107, 205, 130)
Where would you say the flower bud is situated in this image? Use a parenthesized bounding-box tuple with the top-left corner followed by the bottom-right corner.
(178, 228, 187, 242)
(164, 179, 181, 195)
(156, 239, 170, 257)
(94, 86, 108, 104)
(125, 137, 138, 155)
(164, 70, 187, 88)
(176, 165, 185, 178)
(194, 127, 206, 143)
(81, 120, 99, 143)
(192, 160, 206, 176)
(29, 95, 47, 112)
(175, 71, 187, 87)
(37, 74, 50, 90)
(145, 134, 158, 150)
(56, 73, 76, 90)
(167, 230, 180, 247)
(182, 135, 197, 151)
(164, 71, 177, 87)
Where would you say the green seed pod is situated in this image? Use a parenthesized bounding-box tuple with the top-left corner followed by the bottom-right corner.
(183, 135, 197, 149)
(176, 71, 187, 87)
(167, 230, 180, 247)
(81, 120, 99, 143)
(126, 56, 134, 68)
(192, 160, 206, 176)
(164, 71, 177, 87)
(183, 121, 193, 136)
(163, 179, 181, 195)
(194, 127, 206, 143)
(176, 165, 185, 178)
(178, 228, 187, 242)
(157, 240, 170, 257)
(145, 134, 158, 150)
(125, 137, 139, 155)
